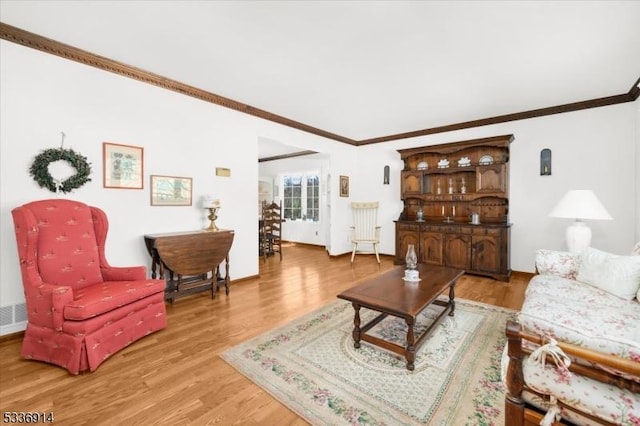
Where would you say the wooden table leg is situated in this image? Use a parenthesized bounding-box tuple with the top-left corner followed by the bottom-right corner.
(150, 257, 158, 279)
(224, 255, 230, 295)
(449, 282, 456, 317)
(405, 317, 416, 371)
(168, 271, 176, 304)
(352, 303, 361, 349)
(210, 270, 218, 299)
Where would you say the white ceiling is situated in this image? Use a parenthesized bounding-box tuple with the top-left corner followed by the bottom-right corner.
(2, 0, 639, 158)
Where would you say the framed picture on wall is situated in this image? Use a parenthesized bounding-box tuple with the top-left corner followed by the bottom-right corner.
(103, 142, 144, 189)
(150, 175, 192, 206)
(340, 175, 349, 197)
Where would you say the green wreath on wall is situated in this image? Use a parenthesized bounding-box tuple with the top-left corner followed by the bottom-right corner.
(29, 148, 92, 193)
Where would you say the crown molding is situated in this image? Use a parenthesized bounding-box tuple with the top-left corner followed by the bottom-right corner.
(259, 150, 318, 163)
(1, 21, 637, 147)
(357, 91, 636, 145)
(628, 77, 640, 100)
(0, 22, 357, 146)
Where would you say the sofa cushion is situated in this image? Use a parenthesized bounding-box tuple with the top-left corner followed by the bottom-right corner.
(519, 275, 640, 363)
(501, 348, 640, 425)
(576, 247, 640, 300)
(64, 279, 166, 321)
(62, 292, 165, 336)
(534, 249, 577, 279)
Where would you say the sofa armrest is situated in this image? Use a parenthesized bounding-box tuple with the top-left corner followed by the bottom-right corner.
(504, 321, 526, 426)
(505, 320, 640, 393)
(29, 283, 74, 330)
(534, 249, 578, 279)
(100, 265, 147, 281)
(504, 319, 640, 426)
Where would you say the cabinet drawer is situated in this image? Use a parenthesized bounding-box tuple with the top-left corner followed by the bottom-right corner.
(397, 223, 420, 232)
(465, 226, 503, 236)
(485, 228, 501, 235)
(442, 226, 473, 234)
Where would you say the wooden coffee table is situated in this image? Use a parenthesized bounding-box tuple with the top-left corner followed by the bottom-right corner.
(337, 264, 464, 371)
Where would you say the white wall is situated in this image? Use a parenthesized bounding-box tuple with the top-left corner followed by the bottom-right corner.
(0, 41, 253, 298)
(1, 39, 639, 335)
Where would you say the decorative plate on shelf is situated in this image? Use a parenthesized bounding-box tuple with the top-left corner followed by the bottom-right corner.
(437, 158, 450, 168)
(417, 161, 428, 170)
(457, 157, 471, 167)
(479, 155, 494, 165)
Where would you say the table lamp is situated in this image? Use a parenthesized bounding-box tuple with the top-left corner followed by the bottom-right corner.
(202, 197, 221, 231)
(548, 189, 612, 252)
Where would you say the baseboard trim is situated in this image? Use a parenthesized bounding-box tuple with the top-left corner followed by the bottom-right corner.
(231, 274, 260, 283)
(0, 329, 24, 344)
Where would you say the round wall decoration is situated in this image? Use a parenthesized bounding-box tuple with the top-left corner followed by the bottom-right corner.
(29, 148, 92, 193)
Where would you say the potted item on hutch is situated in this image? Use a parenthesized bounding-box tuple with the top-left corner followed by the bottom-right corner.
(471, 212, 480, 225)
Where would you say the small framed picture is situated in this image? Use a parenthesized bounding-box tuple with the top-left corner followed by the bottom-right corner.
(103, 142, 144, 189)
(340, 175, 349, 197)
(150, 175, 193, 206)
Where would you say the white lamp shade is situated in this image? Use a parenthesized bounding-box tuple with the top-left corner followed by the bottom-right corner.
(548, 190, 612, 220)
(201, 197, 221, 209)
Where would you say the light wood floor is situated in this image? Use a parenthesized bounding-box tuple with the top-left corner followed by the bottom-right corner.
(0, 243, 531, 425)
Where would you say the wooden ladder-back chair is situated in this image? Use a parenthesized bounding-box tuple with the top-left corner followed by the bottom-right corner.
(350, 201, 381, 263)
(262, 201, 282, 261)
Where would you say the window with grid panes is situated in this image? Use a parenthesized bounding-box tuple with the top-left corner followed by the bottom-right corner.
(283, 174, 320, 221)
(306, 175, 320, 221)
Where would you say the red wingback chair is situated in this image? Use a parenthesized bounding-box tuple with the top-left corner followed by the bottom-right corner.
(11, 199, 167, 374)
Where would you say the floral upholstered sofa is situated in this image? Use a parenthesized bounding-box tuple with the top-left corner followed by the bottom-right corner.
(503, 245, 640, 425)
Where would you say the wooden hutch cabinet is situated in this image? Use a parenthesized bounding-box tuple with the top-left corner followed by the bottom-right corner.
(395, 134, 513, 281)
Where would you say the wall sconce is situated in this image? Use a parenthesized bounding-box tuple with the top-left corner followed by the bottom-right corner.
(383, 165, 390, 184)
(540, 149, 552, 175)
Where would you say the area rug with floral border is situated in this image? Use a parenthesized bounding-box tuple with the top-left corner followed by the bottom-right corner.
(221, 298, 516, 426)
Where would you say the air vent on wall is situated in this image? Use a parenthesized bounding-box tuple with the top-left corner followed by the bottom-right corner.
(0, 303, 27, 327)
(15, 303, 27, 323)
(0, 305, 12, 327)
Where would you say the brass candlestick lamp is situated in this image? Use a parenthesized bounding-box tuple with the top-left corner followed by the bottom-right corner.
(202, 197, 221, 232)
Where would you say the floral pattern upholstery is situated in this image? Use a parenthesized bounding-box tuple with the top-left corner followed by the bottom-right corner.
(12, 199, 167, 374)
(520, 355, 640, 425)
(520, 275, 640, 363)
(534, 249, 579, 280)
(509, 249, 640, 425)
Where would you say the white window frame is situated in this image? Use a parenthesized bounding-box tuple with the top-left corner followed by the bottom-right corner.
(282, 172, 320, 222)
